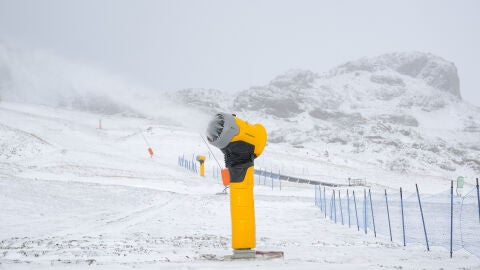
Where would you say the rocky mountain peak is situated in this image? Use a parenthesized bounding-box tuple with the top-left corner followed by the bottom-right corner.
(334, 51, 461, 99)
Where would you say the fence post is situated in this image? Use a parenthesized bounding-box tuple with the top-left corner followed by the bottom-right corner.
(257, 169, 260, 184)
(369, 189, 377, 237)
(264, 168, 267, 185)
(323, 186, 327, 218)
(319, 185, 323, 211)
(315, 185, 318, 207)
(385, 189, 392, 242)
(416, 184, 430, 251)
(333, 190, 337, 223)
(330, 190, 333, 220)
(450, 180, 453, 258)
(353, 190, 359, 231)
(278, 170, 281, 191)
(270, 170, 273, 190)
(364, 189, 367, 234)
(347, 189, 351, 228)
(400, 187, 406, 246)
(476, 178, 480, 224)
(339, 190, 344, 225)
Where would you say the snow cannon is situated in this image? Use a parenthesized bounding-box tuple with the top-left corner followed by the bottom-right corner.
(206, 113, 267, 257)
(196, 155, 206, 177)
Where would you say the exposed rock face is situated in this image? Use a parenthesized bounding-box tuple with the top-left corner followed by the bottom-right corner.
(336, 52, 461, 99)
(175, 52, 479, 175)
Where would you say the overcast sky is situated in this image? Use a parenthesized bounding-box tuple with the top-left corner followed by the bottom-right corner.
(1, 0, 479, 106)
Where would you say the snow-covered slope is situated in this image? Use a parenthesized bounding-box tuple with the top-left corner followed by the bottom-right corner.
(1, 101, 479, 269)
(175, 52, 480, 180)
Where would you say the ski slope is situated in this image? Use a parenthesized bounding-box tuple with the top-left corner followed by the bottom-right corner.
(1, 101, 479, 269)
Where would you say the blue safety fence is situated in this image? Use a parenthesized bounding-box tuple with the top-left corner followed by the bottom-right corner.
(178, 156, 281, 189)
(209, 166, 282, 190)
(254, 168, 282, 190)
(177, 154, 198, 174)
(314, 178, 480, 258)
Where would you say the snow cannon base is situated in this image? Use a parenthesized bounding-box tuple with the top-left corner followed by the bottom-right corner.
(228, 249, 284, 260)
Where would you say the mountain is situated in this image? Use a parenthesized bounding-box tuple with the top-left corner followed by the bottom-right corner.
(1, 44, 478, 177)
(175, 52, 480, 176)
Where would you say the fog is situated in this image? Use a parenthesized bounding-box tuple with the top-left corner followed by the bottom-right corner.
(0, 0, 479, 106)
(0, 43, 211, 133)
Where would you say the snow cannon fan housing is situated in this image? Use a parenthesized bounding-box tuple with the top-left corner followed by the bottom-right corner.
(206, 113, 267, 182)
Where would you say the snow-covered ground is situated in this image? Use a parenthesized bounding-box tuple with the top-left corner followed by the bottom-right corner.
(1, 101, 479, 269)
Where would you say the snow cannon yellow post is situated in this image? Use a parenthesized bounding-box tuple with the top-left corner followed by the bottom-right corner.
(196, 155, 206, 177)
(207, 113, 268, 259)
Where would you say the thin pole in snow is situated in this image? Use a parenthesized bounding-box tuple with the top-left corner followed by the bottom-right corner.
(319, 185, 323, 211)
(476, 178, 480, 224)
(369, 189, 376, 237)
(330, 190, 334, 220)
(264, 168, 267, 185)
(333, 190, 337, 223)
(450, 180, 454, 258)
(138, 127, 150, 146)
(271, 169, 273, 190)
(364, 189, 367, 234)
(279, 170, 281, 190)
(400, 187, 406, 246)
(416, 184, 430, 251)
(339, 190, 344, 225)
(347, 189, 351, 228)
(324, 186, 327, 218)
(353, 190, 359, 231)
(385, 189, 392, 242)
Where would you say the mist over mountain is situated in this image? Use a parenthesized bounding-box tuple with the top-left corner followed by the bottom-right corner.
(175, 52, 480, 176)
(0, 43, 142, 115)
(0, 43, 211, 132)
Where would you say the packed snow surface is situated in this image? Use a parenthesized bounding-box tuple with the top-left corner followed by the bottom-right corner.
(1, 102, 479, 270)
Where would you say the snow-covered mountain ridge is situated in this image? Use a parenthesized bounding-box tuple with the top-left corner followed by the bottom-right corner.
(175, 52, 480, 177)
(1, 43, 478, 178)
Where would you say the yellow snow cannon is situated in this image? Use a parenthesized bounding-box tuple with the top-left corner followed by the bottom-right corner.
(206, 113, 267, 255)
(196, 155, 206, 177)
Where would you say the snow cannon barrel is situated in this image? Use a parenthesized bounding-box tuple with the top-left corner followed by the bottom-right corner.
(196, 155, 206, 177)
(206, 113, 267, 251)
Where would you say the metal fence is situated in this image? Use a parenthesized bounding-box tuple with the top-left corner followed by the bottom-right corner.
(177, 154, 198, 174)
(314, 179, 480, 258)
